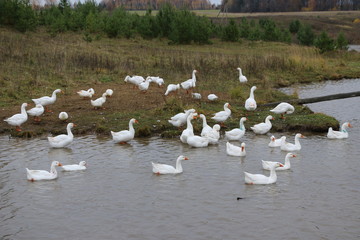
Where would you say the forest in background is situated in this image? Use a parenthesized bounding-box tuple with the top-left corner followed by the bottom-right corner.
(225, 0, 360, 12)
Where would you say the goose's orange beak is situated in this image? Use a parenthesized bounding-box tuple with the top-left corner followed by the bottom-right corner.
(292, 154, 297, 157)
(135, 120, 139, 124)
(184, 157, 189, 160)
(58, 163, 63, 166)
(279, 163, 284, 167)
(348, 123, 353, 128)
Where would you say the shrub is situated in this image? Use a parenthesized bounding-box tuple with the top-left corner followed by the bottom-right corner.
(314, 31, 335, 53)
(335, 32, 348, 50)
(221, 19, 239, 42)
(297, 24, 315, 46)
(289, 19, 301, 34)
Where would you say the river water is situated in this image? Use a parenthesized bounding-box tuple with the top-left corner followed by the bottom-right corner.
(1, 79, 359, 240)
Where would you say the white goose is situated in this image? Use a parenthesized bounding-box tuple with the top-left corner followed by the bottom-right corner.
(138, 78, 152, 92)
(245, 86, 257, 111)
(32, 89, 62, 112)
(148, 76, 165, 87)
(203, 124, 221, 145)
(192, 93, 202, 99)
(62, 161, 87, 171)
(48, 123, 76, 148)
(165, 84, 180, 96)
(77, 88, 95, 98)
(237, 67, 248, 83)
(27, 104, 44, 122)
(207, 94, 218, 101)
(225, 117, 247, 141)
(262, 153, 296, 171)
(4, 103, 29, 131)
(250, 115, 273, 134)
(168, 109, 196, 128)
(211, 102, 231, 125)
(111, 118, 138, 144)
(124, 75, 145, 87)
(199, 114, 212, 136)
(280, 133, 305, 151)
(226, 142, 246, 157)
(244, 162, 283, 185)
(181, 70, 197, 93)
(180, 113, 197, 143)
(59, 112, 68, 121)
(105, 89, 113, 97)
(90, 92, 108, 109)
(270, 102, 295, 119)
(268, 135, 285, 147)
(152, 155, 189, 175)
(26, 161, 62, 181)
(327, 122, 352, 139)
(187, 135, 209, 148)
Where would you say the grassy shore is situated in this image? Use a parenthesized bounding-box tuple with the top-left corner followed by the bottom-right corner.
(0, 26, 359, 138)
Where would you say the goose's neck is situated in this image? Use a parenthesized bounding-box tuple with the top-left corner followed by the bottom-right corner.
(21, 105, 27, 115)
(265, 117, 272, 125)
(294, 135, 301, 147)
(66, 125, 74, 138)
(192, 71, 196, 82)
(239, 68, 243, 76)
(175, 159, 183, 173)
(186, 115, 194, 130)
(269, 167, 277, 182)
(341, 123, 348, 132)
(50, 164, 58, 175)
(51, 91, 58, 100)
(284, 155, 291, 168)
(201, 116, 208, 128)
(250, 88, 255, 99)
(239, 119, 245, 130)
(129, 121, 135, 133)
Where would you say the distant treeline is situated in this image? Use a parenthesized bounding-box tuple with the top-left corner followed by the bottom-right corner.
(0, 0, 349, 52)
(98, 0, 213, 10)
(224, 0, 360, 12)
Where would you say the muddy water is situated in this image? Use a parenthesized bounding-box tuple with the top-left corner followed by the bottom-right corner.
(1, 79, 359, 240)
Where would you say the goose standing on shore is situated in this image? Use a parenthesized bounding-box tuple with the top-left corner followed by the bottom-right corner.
(32, 89, 62, 112)
(124, 75, 145, 88)
(250, 115, 273, 134)
(91, 92, 108, 109)
(4, 103, 29, 131)
(27, 104, 44, 122)
(168, 109, 196, 128)
(207, 94, 218, 101)
(211, 102, 231, 126)
(59, 112, 68, 121)
(77, 88, 95, 98)
(237, 67, 248, 83)
(245, 86, 257, 111)
(181, 70, 197, 93)
(270, 102, 295, 119)
(165, 84, 180, 96)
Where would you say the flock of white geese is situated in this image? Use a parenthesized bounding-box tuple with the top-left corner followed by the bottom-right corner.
(3, 68, 352, 183)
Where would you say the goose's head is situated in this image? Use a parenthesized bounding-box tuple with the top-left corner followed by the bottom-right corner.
(276, 162, 284, 168)
(131, 118, 139, 124)
(21, 103, 28, 108)
(270, 135, 276, 142)
(178, 155, 189, 161)
(124, 76, 130, 82)
(193, 70, 197, 74)
(79, 161, 87, 166)
(52, 161, 62, 167)
(213, 124, 221, 131)
(251, 86, 257, 91)
(344, 122, 352, 128)
(266, 115, 274, 121)
(225, 103, 231, 109)
(68, 123, 76, 128)
(287, 153, 296, 158)
(241, 142, 246, 151)
(88, 88, 95, 94)
(295, 133, 305, 138)
(186, 109, 196, 114)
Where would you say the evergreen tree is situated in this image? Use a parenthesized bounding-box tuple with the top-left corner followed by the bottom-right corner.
(314, 31, 335, 53)
(289, 19, 301, 34)
(297, 24, 315, 46)
(221, 19, 239, 42)
(335, 32, 348, 50)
